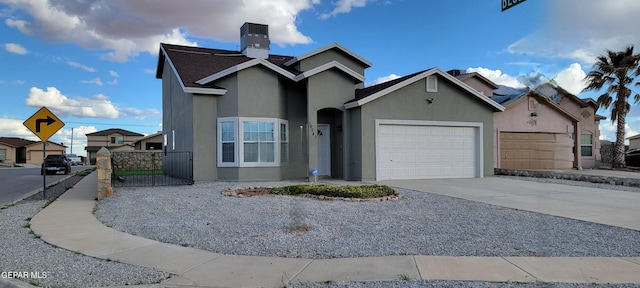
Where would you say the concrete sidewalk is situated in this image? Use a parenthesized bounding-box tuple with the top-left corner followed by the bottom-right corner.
(29, 172, 640, 287)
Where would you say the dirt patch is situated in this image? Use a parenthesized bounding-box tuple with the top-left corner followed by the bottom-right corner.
(229, 187, 270, 197)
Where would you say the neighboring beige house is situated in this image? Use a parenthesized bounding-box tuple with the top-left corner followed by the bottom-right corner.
(85, 128, 144, 164)
(0, 137, 66, 165)
(134, 132, 163, 151)
(628, 135, 640, 150)
(452, 71, 605, 169)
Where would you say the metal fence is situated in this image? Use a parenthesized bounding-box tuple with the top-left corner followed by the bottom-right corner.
(111, 151, 193, 187)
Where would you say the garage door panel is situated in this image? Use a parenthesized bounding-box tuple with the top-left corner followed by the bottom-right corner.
(500, 132, 573, 170)
(377, 123, 479, 180)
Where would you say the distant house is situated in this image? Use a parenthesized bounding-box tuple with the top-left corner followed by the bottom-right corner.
(134, 132, 163, 151)
(452, 71, 605, 169)
(85, 128, 144, 164)
(156, 23, 504, 182)
(0, 137, 66, 165)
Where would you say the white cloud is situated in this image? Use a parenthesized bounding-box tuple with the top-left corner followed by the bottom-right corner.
(368, 73, 401, 86)
(466, 67, 525, 88)
(507, 0, 640, 65)
(109, 70, 119, 77)
(24, 86, 158, 120)
(1, 0, 333, 62)
(56, 126, 97, 156)
(0, 117, 35, 138)
(68, 60, 96, 72)
(144, 68, 155, 75)
(552, 63, 587, 95)
(12, 80, 26, 85)
(107, 79, 117, 85)
(80, 77, 103, 86)
(320, 0, 368, 19)
(4, 42, 27, 54)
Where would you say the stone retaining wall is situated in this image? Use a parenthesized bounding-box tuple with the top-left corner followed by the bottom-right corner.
(495, 168, 640, 187)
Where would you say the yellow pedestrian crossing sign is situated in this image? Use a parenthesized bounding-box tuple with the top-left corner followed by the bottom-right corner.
(23, 107, 65, 141)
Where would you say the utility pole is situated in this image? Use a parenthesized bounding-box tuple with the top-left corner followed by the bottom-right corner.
(70, 127, 74, 155)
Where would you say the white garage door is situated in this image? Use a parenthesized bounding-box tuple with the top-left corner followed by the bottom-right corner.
(376, 121, 480, 180)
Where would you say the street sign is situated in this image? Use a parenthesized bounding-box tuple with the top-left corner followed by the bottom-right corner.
(502, 0, 526, 12)
(23, 107, 65, 141)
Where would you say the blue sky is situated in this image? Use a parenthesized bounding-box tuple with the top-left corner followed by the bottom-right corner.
(1, 0, 639, 156)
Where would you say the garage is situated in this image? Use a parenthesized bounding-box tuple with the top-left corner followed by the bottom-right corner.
(499, 132, 574, 169)
(376, 121, 482, 180)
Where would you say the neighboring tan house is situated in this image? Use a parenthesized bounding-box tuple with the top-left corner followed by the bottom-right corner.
(85, 128, 144, 164)
(156, 23, 504, 182)
(0, 137, 66, 165)
(452, 71, 605, 169)
(628, 135, 640, 150)
(134, 132, 163, 151)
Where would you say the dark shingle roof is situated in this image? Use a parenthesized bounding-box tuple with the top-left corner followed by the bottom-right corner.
(157, 43, 299, 89)
(0, 137, 36, 147)
(351, 69, 430, 102)
(86, 128, 144, 137)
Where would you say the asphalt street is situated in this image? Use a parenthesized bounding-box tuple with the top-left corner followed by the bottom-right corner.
(0, 165, 87, 206)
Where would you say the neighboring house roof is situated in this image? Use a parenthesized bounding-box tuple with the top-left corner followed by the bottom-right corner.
(25, 141, 67, 148)
(0, 137, 36, 148)
(345, 68, 505, 111)
(454, 72, 500, 89)
(86, 128, 144, 137)
(495, 90, 581, 122)
(157, 43, 367, 96)
(628, 134, 640, 140)
(134, 132, 162, 144)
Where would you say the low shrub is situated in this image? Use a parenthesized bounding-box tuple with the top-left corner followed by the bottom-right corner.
(269, 184, 396, 199)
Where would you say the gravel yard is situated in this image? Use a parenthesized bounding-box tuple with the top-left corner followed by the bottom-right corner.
(3, 174, 639, 288)
(0, 197, 171, 287)
(95, 180, 640, 259)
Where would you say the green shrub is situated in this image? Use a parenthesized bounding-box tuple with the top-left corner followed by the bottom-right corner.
(269, 184, 396, 199)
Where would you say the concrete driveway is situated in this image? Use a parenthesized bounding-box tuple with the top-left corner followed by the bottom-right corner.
(380, 177, 640, 231)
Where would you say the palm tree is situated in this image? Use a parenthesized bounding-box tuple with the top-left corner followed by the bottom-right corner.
(583, 45, 640, 168)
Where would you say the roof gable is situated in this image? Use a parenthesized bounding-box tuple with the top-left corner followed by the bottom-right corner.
(502, 91, 580, 122)
(345, 68, 504, 111)
(284, 43, 372, 68)
(456, 72, 499, 89)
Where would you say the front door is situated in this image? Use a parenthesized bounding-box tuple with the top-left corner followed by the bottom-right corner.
(317, 124, 331, 176)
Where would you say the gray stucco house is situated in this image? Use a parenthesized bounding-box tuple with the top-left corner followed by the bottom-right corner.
(156, 23, 504, 182)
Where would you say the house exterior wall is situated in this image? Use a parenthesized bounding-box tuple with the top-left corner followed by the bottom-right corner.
(462, 77, 494, 97)
(352, 75, 495, 181)
(0, 144, 15, 164)
(135, 134, 163, 150)
(297, 49, 366, 76)
(86, 133, 141, 148)
(493, 96, 575, 168)
(307, 69, 356, 180)
(558, 98, 601, 168)
(26, 142, 65, 165)
(214, 66, 309, 181)
(630, 138, 640, 150)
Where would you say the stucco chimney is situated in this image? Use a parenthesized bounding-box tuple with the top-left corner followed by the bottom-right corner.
(240, 22, 270, 59)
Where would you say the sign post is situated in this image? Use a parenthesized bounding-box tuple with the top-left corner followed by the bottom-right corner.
(23, 107, 65, 200)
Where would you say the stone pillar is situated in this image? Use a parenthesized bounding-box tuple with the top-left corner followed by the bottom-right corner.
(96, 147, 113, 200)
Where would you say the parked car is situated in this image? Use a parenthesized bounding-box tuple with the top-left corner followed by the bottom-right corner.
(41, 155, 71, 175)
(625, 149, 640, 167)
(65, 154, 83, 165)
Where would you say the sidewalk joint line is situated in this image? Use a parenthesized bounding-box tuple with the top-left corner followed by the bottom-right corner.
(412, 255, 423, 280)
(288, 258, 315, 283)
(500, 257, 538, 281)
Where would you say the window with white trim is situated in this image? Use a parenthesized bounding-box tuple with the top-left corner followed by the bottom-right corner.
(0, 149, 5, 163)
(217, 117, 288, 167)
(581, 133, 593, 157)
